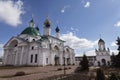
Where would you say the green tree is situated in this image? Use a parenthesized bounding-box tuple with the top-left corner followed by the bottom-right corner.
(115, 37, 120, 68)
(108, 73, 119, 80)
(96, 68, 105, 80)
(80, 54, 89, 71)
(111, 53, 116, 67)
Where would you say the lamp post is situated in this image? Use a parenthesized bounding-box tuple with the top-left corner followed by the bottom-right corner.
(63, 50, 66, 75)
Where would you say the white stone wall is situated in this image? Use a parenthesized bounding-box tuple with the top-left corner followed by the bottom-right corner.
(96, 55, 110, 66)
(3, 35, 75, 66)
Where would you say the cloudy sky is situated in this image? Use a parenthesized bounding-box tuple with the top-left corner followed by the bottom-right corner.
(0, 0, 120, 57)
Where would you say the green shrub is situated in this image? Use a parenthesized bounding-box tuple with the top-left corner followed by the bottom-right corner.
(96, 68, 105, 80)
(14, 71, 26, 76)
(80, 54, 89, 71)
(108, 73, 119, 80)
(74, 67, 81, 73)
(57, 68, 63, 71)
(68, 67, 71, 69)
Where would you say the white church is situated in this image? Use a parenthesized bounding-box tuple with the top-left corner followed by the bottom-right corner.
(75, 38, 111, 66)
(3, 17, 75, 66)
(94, 38, 111, 66)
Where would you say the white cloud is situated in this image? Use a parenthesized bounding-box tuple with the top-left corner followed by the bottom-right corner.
(61, 5, 70, 13)
(76, 50, 96, 56)
(70, 27, 79, 31)
(114, 21, 120, 27)
(84, 1, 91, 8)
(0, 0, 24, 27)
(0, 44, 3, 48)
(111, 42, 117, 47)
(0, 44, 4, 57)
(70, 27, 79, 35)
(60, 32, 98, 49)
(70, 27, 74, 31)
(110, 50, 118, 55)
(86, 50, 96, 56)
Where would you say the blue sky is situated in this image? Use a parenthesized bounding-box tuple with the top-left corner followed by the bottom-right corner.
(0, 0, 120, 57)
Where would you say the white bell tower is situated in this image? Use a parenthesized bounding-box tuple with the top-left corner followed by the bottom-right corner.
(95, 38, 111, 66)
(98, 38, 106, 51)
(43, 18, 51, 36)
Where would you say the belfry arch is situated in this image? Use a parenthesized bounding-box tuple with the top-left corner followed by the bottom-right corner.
(54, 45, 59, 51)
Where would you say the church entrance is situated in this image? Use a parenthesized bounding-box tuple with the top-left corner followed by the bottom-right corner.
(54, 46, 60, 66)
(67, 58, 70, 65)
(55, 56, 60, 66)
(101, 59, 106, 66)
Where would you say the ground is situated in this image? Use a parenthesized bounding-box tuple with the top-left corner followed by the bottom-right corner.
(0, 65, 77, 80)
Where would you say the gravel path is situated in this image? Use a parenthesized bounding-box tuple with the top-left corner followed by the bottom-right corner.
(0, 66, 77, 80)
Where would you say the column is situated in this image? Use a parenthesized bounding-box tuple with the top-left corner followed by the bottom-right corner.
(20, 46, 24, 65)
(15, 52, 18, 65)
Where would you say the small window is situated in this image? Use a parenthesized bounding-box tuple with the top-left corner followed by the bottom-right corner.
(33, 39, 35, 41)
(26, 39, 28, 41)
(30, 55, 33, 63)
(35, 54, 38, 63)
(31, 46, 34, 50)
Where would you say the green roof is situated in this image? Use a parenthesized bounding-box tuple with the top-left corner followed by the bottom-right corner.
(21, 27, 40, 36)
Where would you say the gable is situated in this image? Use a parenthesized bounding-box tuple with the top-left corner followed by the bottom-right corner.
(4, 37, 28, 48)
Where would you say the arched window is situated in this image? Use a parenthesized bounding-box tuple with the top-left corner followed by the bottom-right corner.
(54, 45, 59, 51)
(33, 39, 35, 41)
(31, 46, 34, 50)
(101, 59, 106, 66)
(9, 40, 18, 48)
(30, 54, 33, 63)
(66, 48, 69, 53)
(35, 54, 38, 63)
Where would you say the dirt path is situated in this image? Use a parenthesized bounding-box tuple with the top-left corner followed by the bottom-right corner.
(0, 66, 77, 80)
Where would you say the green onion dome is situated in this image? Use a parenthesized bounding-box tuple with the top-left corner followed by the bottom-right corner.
(21, 27, 40, 36)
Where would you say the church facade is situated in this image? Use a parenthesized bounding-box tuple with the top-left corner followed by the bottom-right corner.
(94, 38, 111, 66)
(3, 17, 75, 66)
(75, 38, 111, 66)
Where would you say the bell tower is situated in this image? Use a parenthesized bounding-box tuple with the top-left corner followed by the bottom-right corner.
(43, 18, 51, 36)
(29, 15, 34, 27)
(95, 38, 111, 66)
(55, 26, 60, 38)
(98, 38, 106, 51)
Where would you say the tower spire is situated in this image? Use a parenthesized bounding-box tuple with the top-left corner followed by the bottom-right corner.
(29, 14, 34, 27)
(32, 14, 34, 20)
(44, 16, 51, 28)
